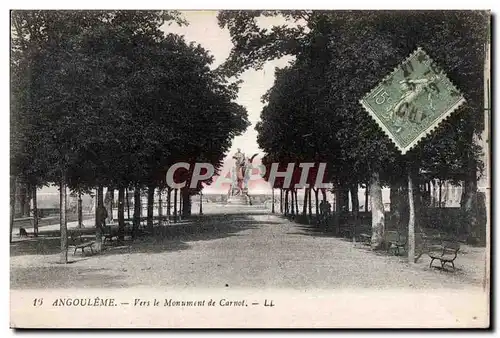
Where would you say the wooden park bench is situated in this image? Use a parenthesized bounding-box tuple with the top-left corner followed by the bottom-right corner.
(385, 231, 407, 256)
(413, 231, 452, 262)
(69, 232, 95, 255)
(14, 216, 34, 227)
(351, 221, 368, 243)
(102, 226, 118, 244)
(14, 217, 34, 237)
(102, 225, 141, 243)
(428, 240, 460, 271)
(359, 233, 372, 246)
(338, 224, 355, 239)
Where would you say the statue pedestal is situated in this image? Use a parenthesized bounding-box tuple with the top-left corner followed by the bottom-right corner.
(226, 194, 251, 205)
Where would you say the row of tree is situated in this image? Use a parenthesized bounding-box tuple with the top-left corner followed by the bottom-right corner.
(217, 10, 489, 248)
(10, 10, 250, 262)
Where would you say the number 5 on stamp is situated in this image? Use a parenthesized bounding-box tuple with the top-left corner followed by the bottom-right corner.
(372, 88, 391, 105)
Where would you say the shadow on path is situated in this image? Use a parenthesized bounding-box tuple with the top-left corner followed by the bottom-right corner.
(10, 212, 279, 289)
(10, 213, 277, 257)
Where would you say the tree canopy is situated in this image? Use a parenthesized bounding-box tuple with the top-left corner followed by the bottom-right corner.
(11, 10, 250, 194)
(220, 10, 488, 188)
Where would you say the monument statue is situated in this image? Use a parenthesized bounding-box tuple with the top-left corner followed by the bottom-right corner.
(227, 148, 258, 205)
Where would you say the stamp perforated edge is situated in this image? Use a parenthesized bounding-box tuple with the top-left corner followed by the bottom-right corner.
(359, 47, 466, 155)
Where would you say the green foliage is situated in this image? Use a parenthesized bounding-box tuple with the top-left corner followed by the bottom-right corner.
(220, 10, 489, 187)
(11, 10, 249, 195)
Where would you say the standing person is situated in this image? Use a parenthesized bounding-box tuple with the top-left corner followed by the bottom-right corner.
(326, 201, 332, 217)
(323, 201, 332, 227)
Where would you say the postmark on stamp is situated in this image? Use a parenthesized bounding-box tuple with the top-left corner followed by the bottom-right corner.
(360, 47, 466, 154)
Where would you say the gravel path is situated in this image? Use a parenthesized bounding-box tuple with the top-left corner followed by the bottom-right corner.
(10, 207, 486, 290)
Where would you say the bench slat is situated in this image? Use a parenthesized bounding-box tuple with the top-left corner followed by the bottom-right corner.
(428, 241, 460, 270)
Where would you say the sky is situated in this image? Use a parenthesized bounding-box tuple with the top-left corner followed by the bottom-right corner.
(163, 11, 294, 193)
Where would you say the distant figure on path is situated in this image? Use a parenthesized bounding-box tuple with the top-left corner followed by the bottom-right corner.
(326, 201, 332, 216)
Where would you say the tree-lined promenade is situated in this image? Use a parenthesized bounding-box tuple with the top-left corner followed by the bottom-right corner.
(10, 10, 489, 270)
(11, 206, 487, 290)
(217, 10, 489, 251)
(11, 10, 250, 262)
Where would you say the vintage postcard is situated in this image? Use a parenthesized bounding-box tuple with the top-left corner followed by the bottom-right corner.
(9, 9, 491, 328)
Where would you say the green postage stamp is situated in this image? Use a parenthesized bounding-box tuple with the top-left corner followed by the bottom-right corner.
(360, 47, 466, 154)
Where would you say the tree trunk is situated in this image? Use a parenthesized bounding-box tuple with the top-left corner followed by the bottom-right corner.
(350, 185, 359, 242)
(59, 174, 68, 264)
(199, 191, 203, 215)
(464, 175, 479, 243)
(77, 191, 82, 229)
(460, 180, 467, 209)
(413, 175, 422, 232)
(97, 187, 104, 208)
(350, 184, 359, 241)
(16, 181, 28, 218)
(167, 187, 172, 218)
(460, 131, 479, 242)
(315, 188, 319, 217)
(335, 184, 348, 214)
(335, 184, 345, 214)
(117, 187, 125, 241)
(179, 189, 183, 219)
(126, 189, 130, 220)
(308, 187, 313, 217)
(365, 183, 369, 212)
(10, 175, 16, 243)
(104, 188, 114, 224)
(426, 181, 432, 207)
(370, 172, 385, 250)
(408, 170, 416, 265)
(334, 188, 341, 231)
(342, 187, 350, 213)
(431, 180, 437, 207)
(15, 179, 24, 218)
(292, 189, 299, 215)
(182, 189, 191, 217)
(133, 186, 141, 239)
(158, 189, 163, 226)
(302, 188, 308, 216)
(271, 188, 275, 213)
(32, 185, 38, 236)
(147, 184, 155, 232)
(173, 188, 178, 223)
(290, 189, 295, 215)
(280, 189, 283, 214)
(95, 186, 104, 252)
(350, 184, 359, 215)
(389, 181, 401, 230)
(284, 190, 289, 215)
(438, 180, 442, 208)
(24, 183, 31, 217)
